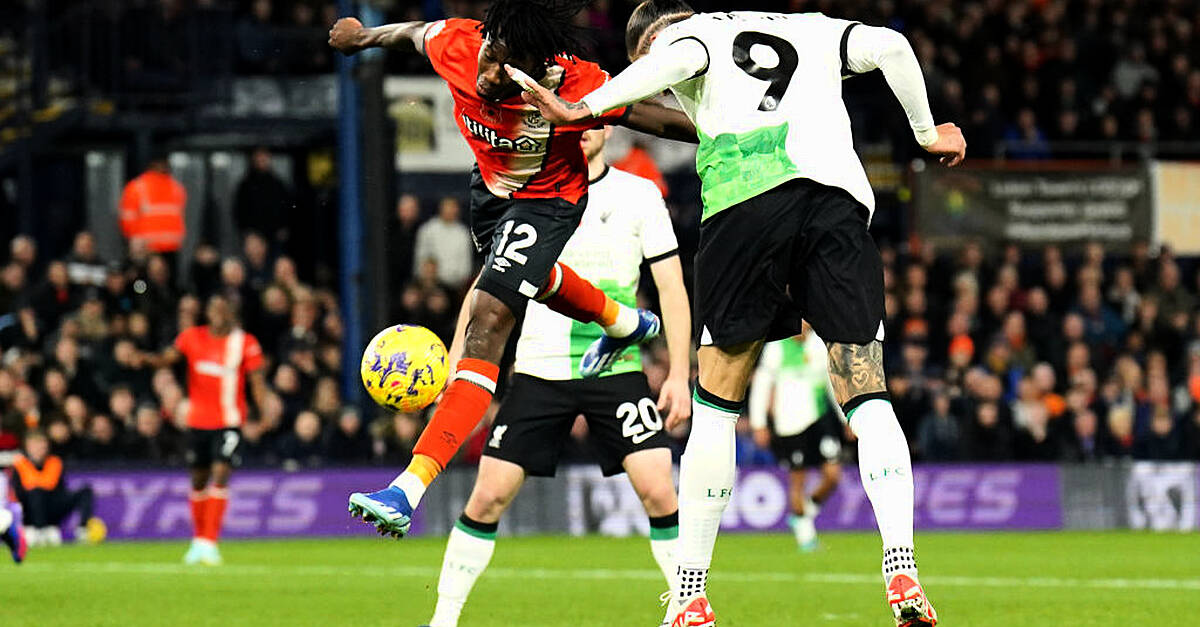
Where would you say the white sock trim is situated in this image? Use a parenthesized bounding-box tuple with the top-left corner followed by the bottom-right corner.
(602, 304, 640, 338)
(389, 471, 428, 506)
(454, 369, 497, 394)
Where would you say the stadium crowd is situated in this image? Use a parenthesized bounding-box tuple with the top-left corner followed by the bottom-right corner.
(0, 230, 427, 470)
(14, 0, 1200, 158)
(386, 0, 1200, 159)
(8, 202, 1200, 470)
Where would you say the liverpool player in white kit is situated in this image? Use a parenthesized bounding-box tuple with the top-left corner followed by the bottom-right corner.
(517, 2, 966, 625)
(424, 126, 692, 627)
(749, 325, 844, 553)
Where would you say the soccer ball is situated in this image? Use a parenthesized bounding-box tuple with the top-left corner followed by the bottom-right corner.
(360, 324, 449, 412)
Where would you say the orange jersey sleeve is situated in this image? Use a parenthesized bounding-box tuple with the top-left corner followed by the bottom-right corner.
(241, 333, 265, 373)
(424, 18, 483, 95)
(174, 326, 197, 357)
(555, 58, 630, 131)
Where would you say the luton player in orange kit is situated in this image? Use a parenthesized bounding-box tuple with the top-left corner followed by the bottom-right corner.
(328, 0, 696, 537)
(144, 295, 270, 565)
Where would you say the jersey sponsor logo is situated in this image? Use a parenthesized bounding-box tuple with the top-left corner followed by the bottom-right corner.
(523, 111, 546, 129)
(461, 113, 544, 153)
(194, 360, 234, 377)
(488, 425, 508, 448)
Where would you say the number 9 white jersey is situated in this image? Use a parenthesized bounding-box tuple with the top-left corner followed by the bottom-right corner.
(652, 12, 875, 222)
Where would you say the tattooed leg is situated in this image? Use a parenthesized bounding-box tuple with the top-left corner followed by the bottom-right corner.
(827, 339, 921, 589)
(826, 341, 887, 407)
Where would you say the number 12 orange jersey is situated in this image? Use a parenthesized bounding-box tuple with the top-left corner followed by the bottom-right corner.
(422, 19, 629, 204)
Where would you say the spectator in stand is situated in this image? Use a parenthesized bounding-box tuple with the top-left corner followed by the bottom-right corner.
(0, 261, 26, 314)
(124, 403, 182, 464)
(917, 392, 961, 462)
(390, 194, 422, 302)
(65, 232, 107, 288)
(961, 401, 1013, 461)
(412, 196, 473, 289)
(234, 147, 293, 248)
(281, 1, 332, 74)
(399, 259, 456, 342)
(118, 153, 187, 258)
(30, 261, 76, 331)
(324, 406, 371, 464)
(242, 232, 274, 292)
(9, 235, 37, 273)
(235, 0, 281, 74)
(278, 409, 323, 469)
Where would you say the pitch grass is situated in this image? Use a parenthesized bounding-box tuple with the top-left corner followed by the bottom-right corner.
(3, 532, 1199, 626)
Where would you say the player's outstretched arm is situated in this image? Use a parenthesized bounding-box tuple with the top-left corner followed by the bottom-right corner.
(844, 24, 965, 166)
(509, 36, 705, 130)
(650, 255, 692, 428)
(621, 102, 697, 143)
(139, 347, 182, 370)
(329, 17, 430, 56)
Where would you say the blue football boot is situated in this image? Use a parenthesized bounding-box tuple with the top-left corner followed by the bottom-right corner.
(348, 486, 414, 538)
(580, 308, 661, 378)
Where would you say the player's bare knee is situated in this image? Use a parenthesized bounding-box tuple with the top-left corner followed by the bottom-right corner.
(463, 485, 514, 523)
(639, 480, 677, 517)
(189, 468, 211, 491)
(211, 464, 233, 488)
(823, 463, 843, 485)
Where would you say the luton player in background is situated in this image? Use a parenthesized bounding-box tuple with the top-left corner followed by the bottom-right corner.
(144, 295, 270, 565)
(328, 0, 696, 538)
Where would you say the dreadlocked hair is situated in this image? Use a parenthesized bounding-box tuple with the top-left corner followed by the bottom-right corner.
(481, 0, 591, 65)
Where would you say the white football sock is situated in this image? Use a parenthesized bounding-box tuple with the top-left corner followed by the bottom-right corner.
(429, 523, 496, 627)
(649, 515, 679, 588)
(674, 391, 738, 599)
(847, 398, 917, 578)
(388, 471, 428, 508)
(602, 304, 640, 337)
(0, 508, 11, 534)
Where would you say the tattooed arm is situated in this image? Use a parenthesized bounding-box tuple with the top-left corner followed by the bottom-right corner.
(825, 341, 888, 406)
(329, 17, 430, 56)
(508, 36, 706, 126)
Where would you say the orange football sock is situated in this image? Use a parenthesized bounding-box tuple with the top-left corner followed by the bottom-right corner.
(203, 486, 229, 542)
(536, 262, 619, 326)
(189, 490, 209, 540)
(412, 358, 499, 472)
(405, 453, 442, 487)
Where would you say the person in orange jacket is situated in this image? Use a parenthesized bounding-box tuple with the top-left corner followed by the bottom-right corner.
(119, 154, 187, 255)
(11, 431, 105, 546)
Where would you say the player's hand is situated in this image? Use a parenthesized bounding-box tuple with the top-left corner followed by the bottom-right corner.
(753, 427, 771, 450)
(329, 17, 366, 55)
(922, 122, 966, 167)
(506, 64, 592, 125)
(657, 375, 692, 430)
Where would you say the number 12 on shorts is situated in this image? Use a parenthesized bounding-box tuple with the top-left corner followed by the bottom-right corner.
(492, 220, 538, 272)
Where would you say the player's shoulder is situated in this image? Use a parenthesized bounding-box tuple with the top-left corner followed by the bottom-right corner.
(177, 325, 203, 342)
(424, 18, 483, 84)
(555, 55, 614, 98)
(241, 328, 262, 348)
(425, 17, 481, 45)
